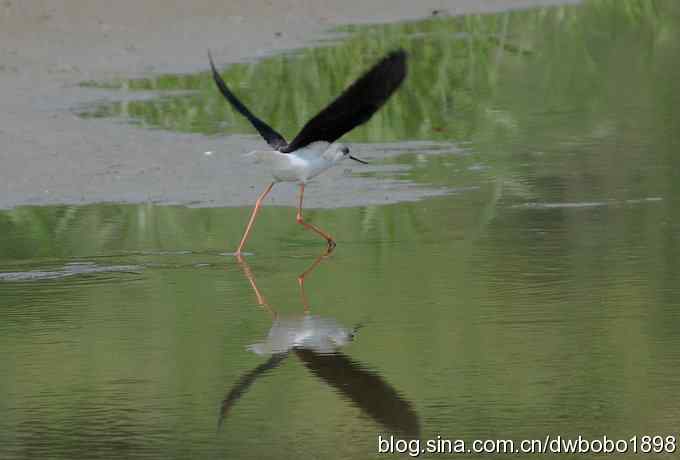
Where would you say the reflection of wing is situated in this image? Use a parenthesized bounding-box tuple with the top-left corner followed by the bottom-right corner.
(208, 52, 288, 151)
(295, 349, 419, 437)
(280, 50, 408, 153)
(218, 353, 288, 430)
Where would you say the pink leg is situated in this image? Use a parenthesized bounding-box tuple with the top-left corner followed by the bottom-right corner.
(296, 184, 336, 248)
(235, 182, 275, 255)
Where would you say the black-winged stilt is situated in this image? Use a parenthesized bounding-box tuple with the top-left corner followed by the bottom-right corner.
(208, 49, 407, 255)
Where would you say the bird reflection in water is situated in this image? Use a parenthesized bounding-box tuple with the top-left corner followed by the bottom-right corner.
(220, 249, 419, 437)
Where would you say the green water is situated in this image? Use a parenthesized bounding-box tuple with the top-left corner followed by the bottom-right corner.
(3, 1, 680, 458)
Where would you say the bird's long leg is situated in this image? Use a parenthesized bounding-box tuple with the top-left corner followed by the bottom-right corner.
(296, 183, 336, 249)
(235, 182, 275, 255)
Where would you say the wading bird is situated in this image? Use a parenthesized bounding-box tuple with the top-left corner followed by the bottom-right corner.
(208, 49, 407, 255)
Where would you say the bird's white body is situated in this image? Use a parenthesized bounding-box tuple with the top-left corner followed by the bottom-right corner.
(246, 141, 349, 184)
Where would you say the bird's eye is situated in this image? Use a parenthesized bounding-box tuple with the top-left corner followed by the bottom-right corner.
(342, 147, 349, 155)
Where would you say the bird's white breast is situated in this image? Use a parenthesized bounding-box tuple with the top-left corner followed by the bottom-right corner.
(246, 142, 333, 183)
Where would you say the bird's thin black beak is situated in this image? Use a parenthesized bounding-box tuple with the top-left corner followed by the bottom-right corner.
(349, 155, 369, 164)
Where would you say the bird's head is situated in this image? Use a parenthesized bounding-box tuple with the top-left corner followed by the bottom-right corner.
(324, 143, 369, 165)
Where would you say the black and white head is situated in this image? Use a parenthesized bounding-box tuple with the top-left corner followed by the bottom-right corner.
(323, 143, 369, 165)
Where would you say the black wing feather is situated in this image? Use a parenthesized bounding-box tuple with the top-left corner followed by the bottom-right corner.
(208, 52, 288, 151)
(280, 49, 407, 153)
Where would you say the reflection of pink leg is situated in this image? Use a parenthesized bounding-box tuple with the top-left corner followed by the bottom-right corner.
(236, 256, 276, 318)
(297, 246, 334, 313)
(235, 182, 275, 255)
(296, 184, 336, 248)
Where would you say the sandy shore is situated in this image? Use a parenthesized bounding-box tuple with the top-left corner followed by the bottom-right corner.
(0, 0, 574, 209)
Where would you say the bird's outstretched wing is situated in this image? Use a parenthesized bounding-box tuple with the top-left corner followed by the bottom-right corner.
(280, 49, 407, 153)
(208, 52, 288, 151)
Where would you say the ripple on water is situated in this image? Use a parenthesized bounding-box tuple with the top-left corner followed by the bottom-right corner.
(0, 262, 142, 282)
(511, 197, 663, 210)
